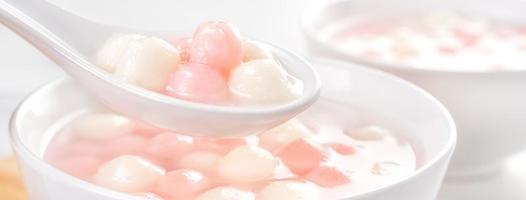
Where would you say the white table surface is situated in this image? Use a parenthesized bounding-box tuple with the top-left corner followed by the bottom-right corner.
(1, 1, 525, 200)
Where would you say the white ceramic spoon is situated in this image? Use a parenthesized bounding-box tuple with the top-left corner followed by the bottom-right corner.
(0, 0, 320, 137)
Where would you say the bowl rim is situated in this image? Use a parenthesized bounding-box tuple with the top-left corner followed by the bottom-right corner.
(9, 78, 148, 200)
(300, 0, 526, 75)
(10, 59, 456, 199)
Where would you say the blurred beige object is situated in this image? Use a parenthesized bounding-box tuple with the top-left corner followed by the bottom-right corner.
(0, 156, 27, 200)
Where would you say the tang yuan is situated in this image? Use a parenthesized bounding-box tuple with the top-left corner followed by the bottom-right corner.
(193, 137, 247, 155)
(217, 145, 277, 183)
(258, 119, 312, 152)
(242, 40, 273, 62)
(103, 135, 148, 158)
(154, 169, 211, 200)
(96, 34, 144, 73)
(97, 34, 180, 91)
(67, 113, 135, 140)
(189, 21, 243, 74)
(94, 155, 165, 192)
(172, 37, 192, 63)
(229, 59, 300, 105)
(96, 21, 301, 106)
(166, 63, 229, 103)
(175, 152, 222, 175)
(145, 133, 195, 160)
(55, 140, 105, 158)
(53, 156, 102, 180)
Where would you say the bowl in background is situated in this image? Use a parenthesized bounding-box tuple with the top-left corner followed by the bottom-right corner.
(301, 0, 526, 178)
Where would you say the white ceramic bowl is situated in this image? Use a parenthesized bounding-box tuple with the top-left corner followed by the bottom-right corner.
(301, 0, 526, 177)
(10, 59, 455, 200)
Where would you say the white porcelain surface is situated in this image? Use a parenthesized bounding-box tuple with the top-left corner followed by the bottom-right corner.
(0, 0, 320, 137)
(301, 0, 526, 177)
(438, 150, 526, 200)
(10, 59, 455, 200)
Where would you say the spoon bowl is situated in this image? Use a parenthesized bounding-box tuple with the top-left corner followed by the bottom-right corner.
(0, 0, 321, 136)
